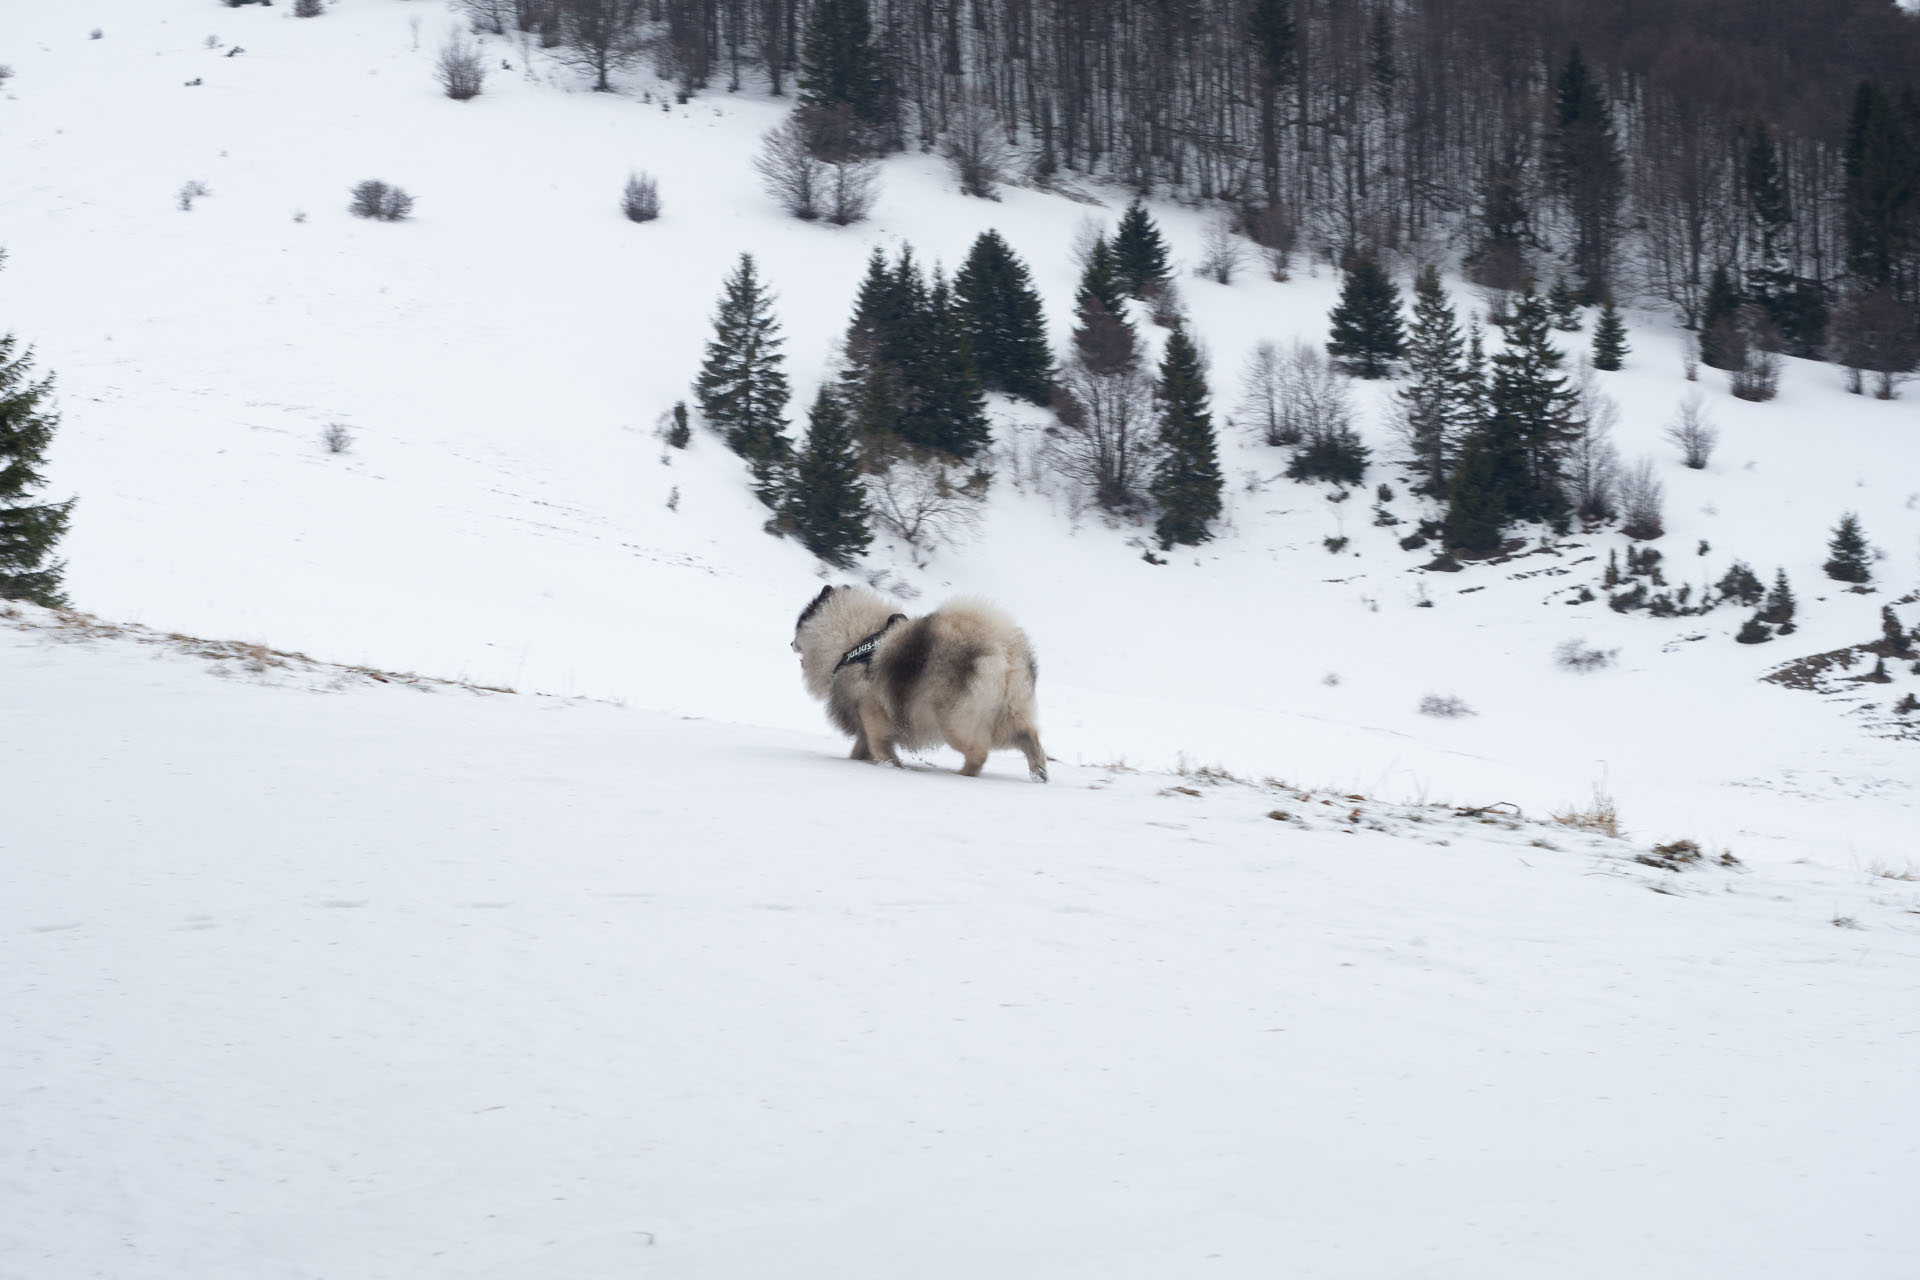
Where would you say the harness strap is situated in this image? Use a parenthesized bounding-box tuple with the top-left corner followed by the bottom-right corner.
(833, 614, 907, 673)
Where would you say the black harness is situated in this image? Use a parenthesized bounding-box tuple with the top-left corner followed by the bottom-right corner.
(833, 613, 907, 673)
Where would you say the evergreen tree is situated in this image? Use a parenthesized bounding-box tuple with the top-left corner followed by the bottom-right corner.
(785, 387, 872, 566)
(1843, 80, 1917, 293)
(695, 253, 793, 507)
(1823, 512, 1872, 583)
(1456, 285, 1573, 532)
(1881, 604, 1908, 651)
(1326, 254, 1404, 378)
(796, 0, 887, 134)
(1549, 46, 1623, 303)
(1442, 427, 1515, 553)
(1698, 264, 1745, 370)
(954, 230, 1053, 404)
(1547, 275, 1582, 331)
(1492, 287, 1574, 522)
(1070, 293, 1138, 376)
(1760, 567, 1797, 632)
(1149, 326, 1223, 549)
(1396, 265, 1467, 493)
(1112, 200, 1172, 300)
(1742, 122, 1798, 333)
(0, 320, 74, 607)
(894, 270, 991, 460)
(1591, 295, 1629, 370)
(1076, 236, 1129, 320)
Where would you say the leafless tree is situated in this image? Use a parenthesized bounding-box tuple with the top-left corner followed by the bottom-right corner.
(866, 453, 989, 564)
(1564, 359, 1621, 522)
(1618, 455, 1666, 540)
(942, 96, 1009, 199)
(554, 0, 643, 92)
(1243, 201, 1296, 280)
(1729, 345, 1780, 402)
(1195, 215, 1246, 284)
(1236, 342, 1291, 444)
(436, 32, 488, 99)
(755, 117, 823, 219)
(822, 155, 880, 225)
(1662, 391, 1718, 468)
(1049, 362, 1159, 512)
(1832, 287, 1919, 400)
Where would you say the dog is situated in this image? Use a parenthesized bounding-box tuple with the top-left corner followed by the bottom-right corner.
(792, 585, 1048, 781)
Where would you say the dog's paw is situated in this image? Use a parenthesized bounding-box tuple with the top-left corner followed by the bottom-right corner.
(1030, 767, 1049, 783)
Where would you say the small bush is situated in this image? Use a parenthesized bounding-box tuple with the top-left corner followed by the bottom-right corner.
(1552, 787, 1622, 837)
(1662, 393, 1717, 469)
(436, 33, 487, 99)
(1195, 215, 1246, 285)
(1618, 456, 1665, 540)
(177, 179, 212, 211)
(294, 0, 323, 16)
(349, 180, 414, 221)
(321, 423, 353, 454)
(621, 172, 661, 222)
(1554, 638, 1616, 671)
(664, 401, 691, 448)
(1894, 692, 1918, 715)
(1418, 693, 1475, 718)
(1637, 838, 1702, 871)
(1734, 614, 1771, 644)
(1323, 535, 1349, 553)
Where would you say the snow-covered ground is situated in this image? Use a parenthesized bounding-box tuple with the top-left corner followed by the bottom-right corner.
(7, 609, 1920, 1278)
(3, 2, 1920, 1274)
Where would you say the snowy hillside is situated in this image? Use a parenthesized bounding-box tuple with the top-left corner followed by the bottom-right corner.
(3, 2, 1920, 1272)
(7, 607, 1920, 1279)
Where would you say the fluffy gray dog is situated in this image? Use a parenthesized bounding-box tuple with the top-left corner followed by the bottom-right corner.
(792, 584, 1048, 781)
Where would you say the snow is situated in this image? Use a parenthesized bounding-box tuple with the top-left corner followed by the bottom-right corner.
(3, 2, 1920, 1274)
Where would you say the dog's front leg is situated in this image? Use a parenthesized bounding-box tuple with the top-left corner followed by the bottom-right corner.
(858, 703, 904, 767)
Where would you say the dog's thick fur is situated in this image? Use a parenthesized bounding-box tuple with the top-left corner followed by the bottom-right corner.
(793, 585, 1047, 780)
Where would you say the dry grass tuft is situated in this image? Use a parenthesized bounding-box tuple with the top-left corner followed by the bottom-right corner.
(1551, 787, 1623, 838)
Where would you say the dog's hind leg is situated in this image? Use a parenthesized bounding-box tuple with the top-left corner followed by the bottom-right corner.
(1011, 728, 1048, 782)
(849, 729, 873, 761)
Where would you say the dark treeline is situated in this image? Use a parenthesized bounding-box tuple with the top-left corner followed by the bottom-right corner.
(475, 0, 1920, 346)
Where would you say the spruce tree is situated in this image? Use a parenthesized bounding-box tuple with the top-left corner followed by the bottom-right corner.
(1488, 286, 1574, 524)
(0, 324, 74, 607)
(1549, 46, 1623, 303)
(1149, 326, 1223, 549)
(1397, 265, 1467, 494)
(1760, 568, 1797, 632)
(1326, 254, 1404, 378)
(1076, 236, 1129, 320)
(1112, 200, 1172, 300)
(955, 230, 1053, 404)
(695, 253, 792, 507)
(1843, 80, 1916, 292)
(1547, 275, 1582, 331)
(796, 0, 887, 134)
(1442, 427, 1514, 553)
(1591, 296, 1629, 370)
(894, 270, 991, 460)
(785, 387, 872, 566)
(1698, 265, 1744, 370)
(1824, 512, 1872, 583)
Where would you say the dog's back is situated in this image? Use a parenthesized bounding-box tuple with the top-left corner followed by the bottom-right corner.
(878, 599, 1038, 753)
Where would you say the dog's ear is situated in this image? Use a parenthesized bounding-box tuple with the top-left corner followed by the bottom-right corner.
(795, 584, 837, 633)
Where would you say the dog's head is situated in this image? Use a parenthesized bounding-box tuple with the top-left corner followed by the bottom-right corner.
(792, 584, 899, 699)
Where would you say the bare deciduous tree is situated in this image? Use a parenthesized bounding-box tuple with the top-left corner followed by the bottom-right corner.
(755, 117, 823, 220)
(1195, 215, 1245, 284)
(1662, 391, 1718, 468)
(942, 96, 1009, 200)
(1049, 364, 1159, 512)
(866, 453, 989, 564)
(1833, 287, 1919, 400)
(1565, 358, 1621, 523)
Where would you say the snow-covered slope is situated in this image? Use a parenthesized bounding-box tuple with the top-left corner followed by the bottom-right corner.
(7, 611, 1920, 1279)
(3, 4, 1920, 1271)
(3, 1, 1916, 857)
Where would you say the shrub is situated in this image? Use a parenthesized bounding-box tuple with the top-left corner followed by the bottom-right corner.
(1554, 638, 1616, 671)
(348, 180, 414, 221)
(294, 0, 323, 16)
(176, 179, 212, 212)
(621, 172, 661, 222)
(1734, 615, 1771, 644)
(1618, 456, 1665, 540)
(436, 33, 487, 99)
(1551, 787, 1622, 837)
(1418, 693, 1475, 718)
(1195, 216, 1246, 285)
(321, 423, 353, 454)
(1662, 393, 1717, 469)
(665, 401, 690, 448)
